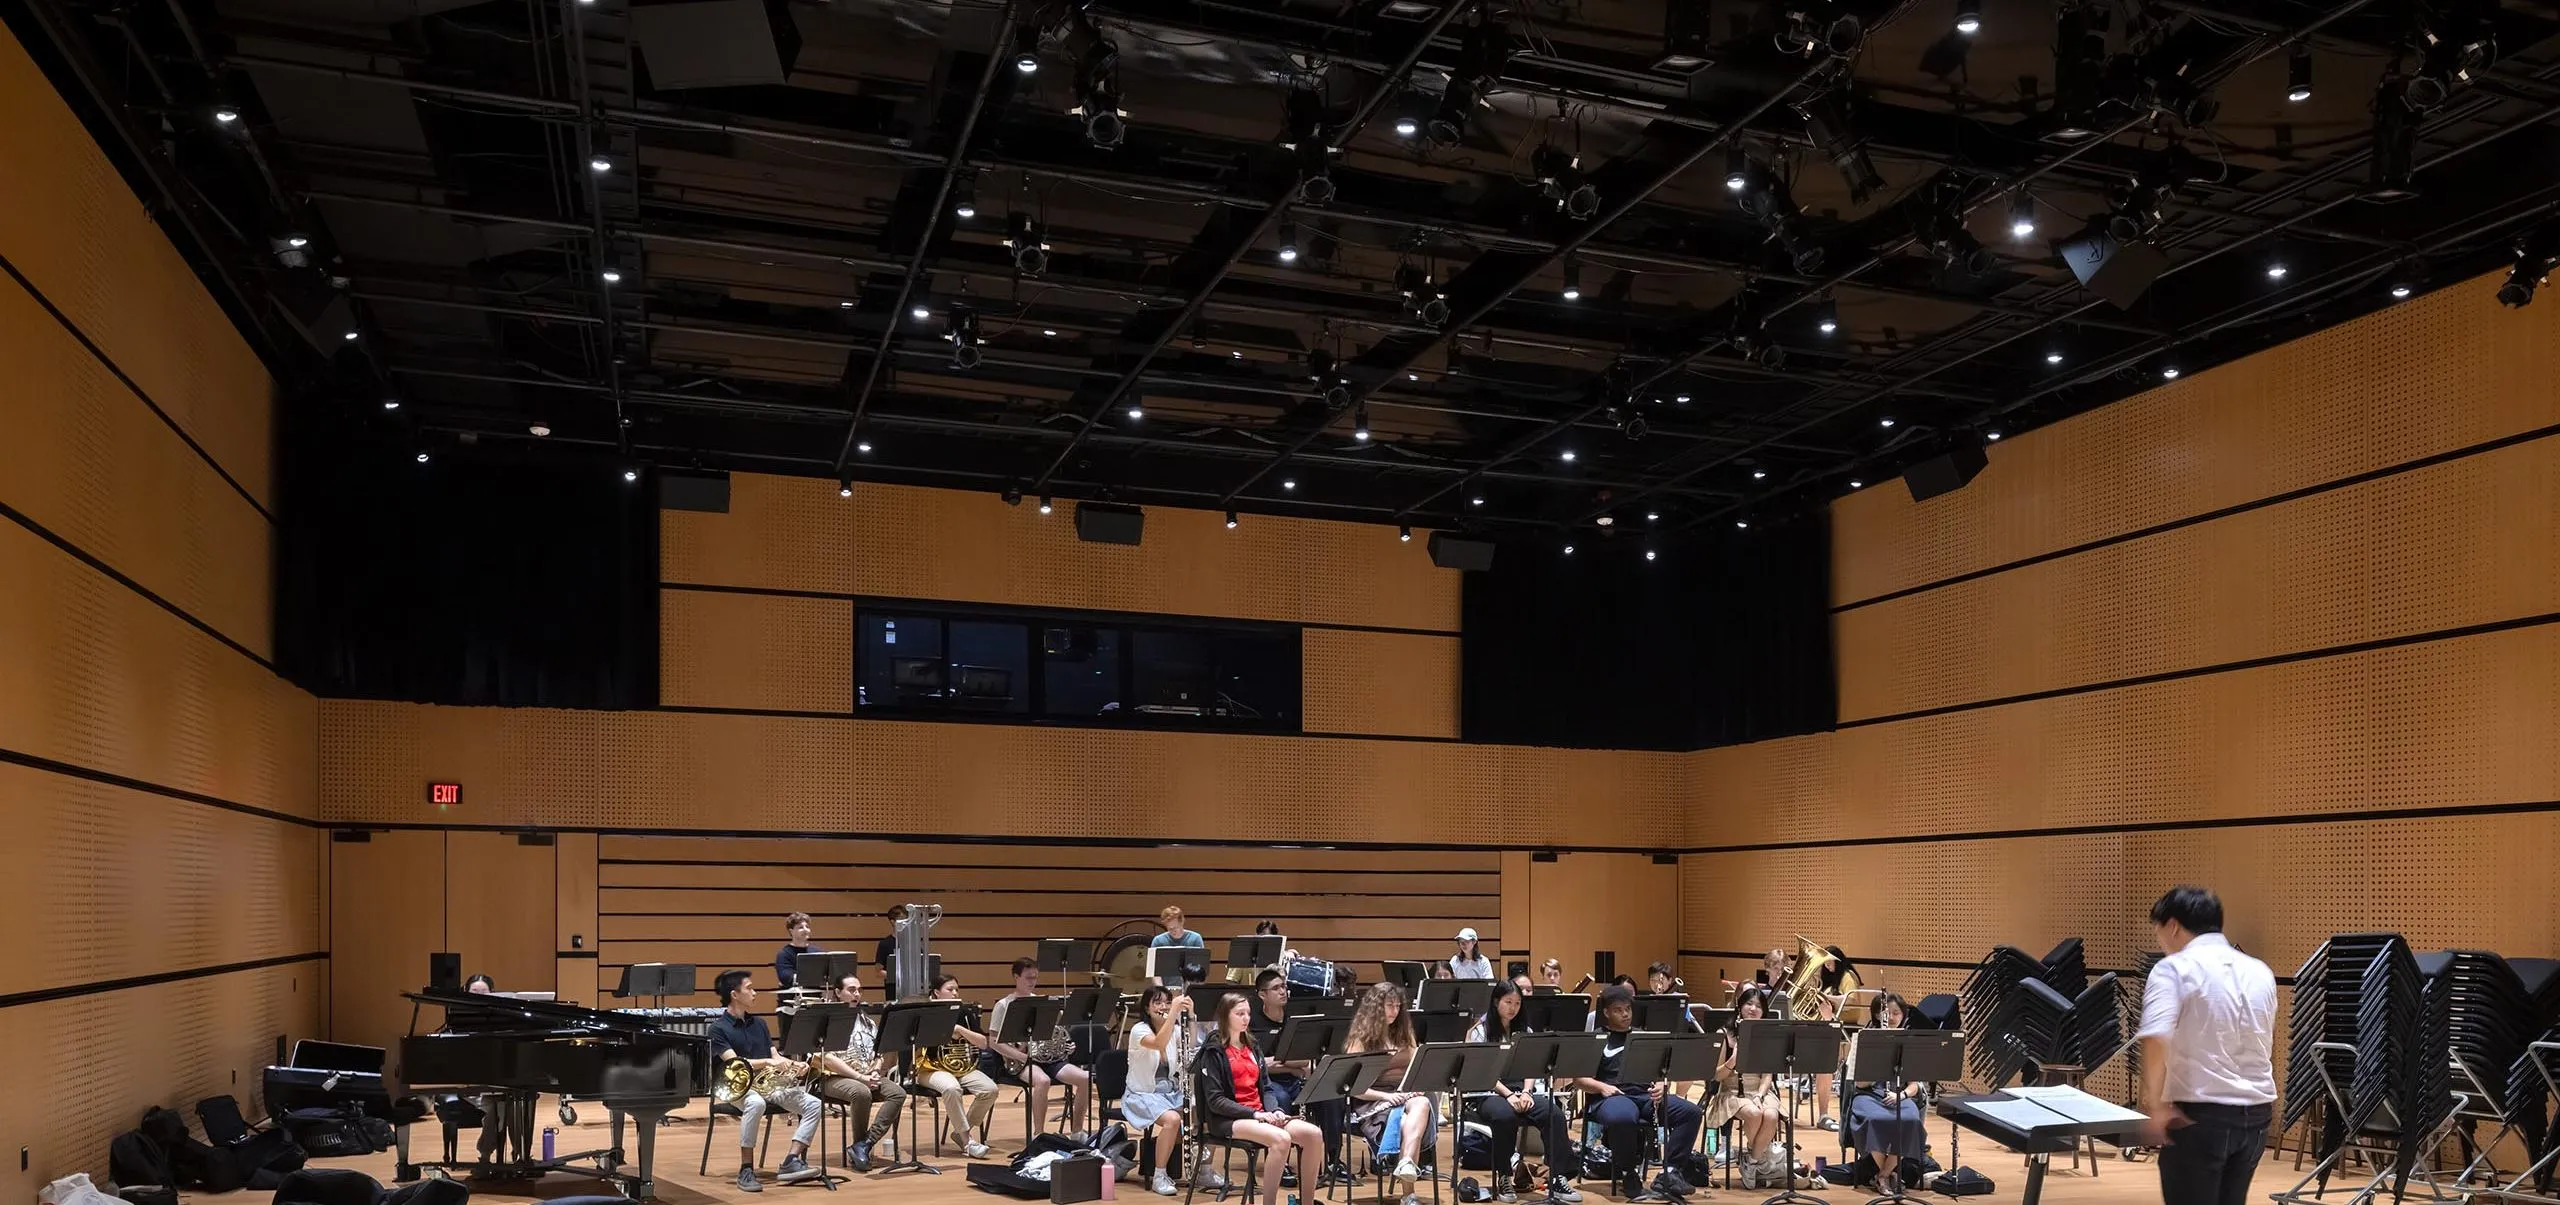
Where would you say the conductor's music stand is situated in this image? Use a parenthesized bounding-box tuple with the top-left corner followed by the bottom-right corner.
(1736, 1020, 1842, 1205)
(1519, 994, 1591, 1034)
(876, 1002, 962, 1177)
(1842, 1029, 1964, 1203)
(1418, 980, 1494, 1017)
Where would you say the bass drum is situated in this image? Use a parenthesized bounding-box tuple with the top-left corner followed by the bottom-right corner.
(1098, 926, 1159, 998)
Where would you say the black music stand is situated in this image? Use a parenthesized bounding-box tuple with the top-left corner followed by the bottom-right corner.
(794, 952, 860, 993)
(1631, 994, 1691, 1033)
(1419, 980, 1494, 1018)
(1301, 1051, 1394, 1109)
(1519, 994, 1591, 1034)
(996, 996, 1070, 1138)
(1286, 995, 1354, 1021)
(1615, 1034, 1722, 1201)
(1382, 961, 1429, 997)
(1735, 1021, 1842, 1205)
(1036, 938, 1080, 974)
(1843, 1030, 1964, 1203)
(612, 962, 698, 1008)
(877, 1002, 962, 1176)
(1273, 1016, 1350, 1067)
(1148, 945, 1209, 986)
(1498, 1033, 1605, 1089)
(780, 1004, 860, 1191)
(1229, 935, 1283, 972)
(1413, 1010, 1473, 1044)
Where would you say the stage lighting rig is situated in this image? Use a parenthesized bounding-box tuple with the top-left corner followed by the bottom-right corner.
(1775, 1, 1863, 57)
(1533, 146, 1600, 219)
(1734, 167, 1822, 274)
(945, 306, 983, 369)
(1795, 90, 1884, 207)
(1006, 214, 1050, 276)
(1428, 15, 1513, 146)
(2403, 0, 2497, 112)
(1398, 262, 1450, 326)
(1282, 86, 1337, 203)
(1067, 19, 1125, 148)
(2498, 226, 2559, 308)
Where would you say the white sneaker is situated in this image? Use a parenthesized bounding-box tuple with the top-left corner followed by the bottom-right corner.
(1393, 1160, 1421, 1188)
(1152, 1172, 1178, 1196)
(964, 1142, 992, 1160)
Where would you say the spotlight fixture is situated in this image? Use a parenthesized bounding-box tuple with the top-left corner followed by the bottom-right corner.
(1775, 2, 1865, 57)
(1675, 394, 1691, 404)
(1394, 116, 1419, 137)
(2287, 42, 2314, 102)
(1353, 405, 1371, 442)
(589, 155, 612, 173)
(1561, 255, 1582, 302)
(857, 439, 875, 454)
(1002, 486, 1023, 507)
(1645, 549, 1657, 562)
(2266, 262, 2289, 280)
(1879, 417, 1895, 428)
(1734, 520, 1749, 529)
(1012, 23, 1041, 73)
(1954, 0, 1980, 35)
(1814, 297, 1839, 335)
(1398, 263, 1449, 325)
(840, 479, 854, 498)
(1072, 35, 1125, 148)
(1795, 92, 1884, 206)
(2391, 283, 2413, 299)
(1560, 450, 1577, 463)
(415, 451, 431, 463)
(2499, 227, 2560, 308)
(342, 330, 360, 342)
(2161, 365, 2182, 380)
(1225, 510, 1238, 529)
(1038, 495, 1054, 514)
(285, 233, 311, 249)
(2370, 79, 2419, 195)
(1725, 145, 1750, 192)
(1429, 75, 1482, 145)
(946, 306, 983, 369)
(2009, 192, 2039, 239)
(384, 399, 401, 411)
(1753, 470, 1767, 480)
(1127, 401, 1145, 421)
(911, 303, 932, 321)
(1849, 479, 1863, 488)
(623, 468, 639, 483)
(1398, 525, 1412, 543)
(841, 300, 856, 309)
(1563, 543, 1575, 556)
(1043, 328, 1058, 336)
(1277, 222, 1300, 264)
(953, 173, 978, 219)
(1470, 495, 1485, 506)
(1006, 214, 1050, 276)
(1533, 146, 1600, 219)
(529, 422, 549, 436)
(2046, 350, 2065, 364)
(213, 104, 241, 124)
(1427, 16, 1509, 145)
(1986, 430, 2002, 441)
(600, 267, 623, 284)
(1734, 163, 1823, 273)
(1282, 478, 1297, 491)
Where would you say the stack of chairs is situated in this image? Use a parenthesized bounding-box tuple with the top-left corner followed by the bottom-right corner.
(2273, 934, 2457, 1205)
(2506, 959, 2560, 1197)
(1958, 941, 2125, 1090)
(2418, 950, 2539, 1190)
(2120, 952, 2163, 1106)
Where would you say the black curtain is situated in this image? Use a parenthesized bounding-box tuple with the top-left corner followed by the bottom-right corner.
(277, 400, 659, 708)
(1460, 515, 1835, 750)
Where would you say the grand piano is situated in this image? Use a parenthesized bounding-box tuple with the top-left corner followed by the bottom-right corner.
(400, 987, 711, 1199)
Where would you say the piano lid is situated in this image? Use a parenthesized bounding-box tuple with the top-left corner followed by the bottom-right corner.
(407, 986, 676, 1035)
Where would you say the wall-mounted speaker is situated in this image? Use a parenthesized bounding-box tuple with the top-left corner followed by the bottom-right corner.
(1427, 532, 1496, 571)
(1904, 445, 1989, 502)
(658, 469, 731, 513)
(1073, 502, 1144, 546)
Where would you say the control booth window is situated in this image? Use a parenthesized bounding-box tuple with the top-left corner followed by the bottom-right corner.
(856, 605, 1299, 732)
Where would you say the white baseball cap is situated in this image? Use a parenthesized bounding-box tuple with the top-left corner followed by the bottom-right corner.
(1455, 927, 1479, 942)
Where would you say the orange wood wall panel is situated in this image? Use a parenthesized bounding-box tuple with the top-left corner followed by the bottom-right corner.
(1302, 628, 1461, 738)
(1832, 272, 2560, 605)
(1837, 432, 2560, 719)
(557, 831, 601, 954)
(331, 831, 447, 1056)
(0, 279, 275, 656)
(0, 30, 276, 507)
(446, 831, 557, 999)
(0, 517, 318, 815)
(1, 763, 321, 999)
(659, 588, 854, 712)
(1528, 854, 1678, 987)
(0, 962, 321, 1200)
(662, 474, 1461, 633)
(318, 699, 1689, 845)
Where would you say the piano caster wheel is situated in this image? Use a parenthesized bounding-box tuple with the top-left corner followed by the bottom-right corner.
(560, 1104, 579, 1127)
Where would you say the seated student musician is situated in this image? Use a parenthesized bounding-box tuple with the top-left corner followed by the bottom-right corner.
(1152, 906, 1207, 949)
(1197, 992, 1326, 1205)
(1250, 969, 1348, 1186)
(1467, 981, 1582, 1204)
(807, 972, 905, 1171)
(1721, 986, 1789, 1189)
(1449, 928, 1495, 980)
(917, 973, 998, 1159)
(979, 957, 1090, 1139)
(1845, 992, 1931, 1192)
(775, 912, 824, 989)
(1346, 983, 1436, 1202)
(1571, 985, 1703, 1200)
(1536, 959, 1565, 992)
(707, 970, 824, 1192)
(1126, 985, 1196, 1195)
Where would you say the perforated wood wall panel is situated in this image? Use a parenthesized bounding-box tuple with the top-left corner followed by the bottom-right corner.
(1839, 432, 2560, 719)
(1525, 853, 1680, 984)
(0, 30, 276, 507)
(583, 836, 1501, 1004)
(0, 279, 274, 656)
(319, 699, 1688, 845)
(1690, 619, 2560, 848)
(662, 474, 1460, 633)
(2, 762, 320, 999)
(659, 588, 855, 712)
(1302, 628, 1461, 738)
(0, 961, 321, 1200)
(1832, 277, 2560, 606)
(331, 831, 447, 1056)
(0, 516, 318, 816)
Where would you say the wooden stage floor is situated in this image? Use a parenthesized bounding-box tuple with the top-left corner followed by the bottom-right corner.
(216, 1095, 2315, 1205)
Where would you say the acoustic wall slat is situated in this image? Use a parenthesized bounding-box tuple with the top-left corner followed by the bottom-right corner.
(1688, 619, 2560, 848)
(0, 962, 320, 1201)
(661, 475, 1460, 633)
(1302, 628, 1461, 738)
(659, 589, 853, 712)
(558, 831, 600, 954)
(603, 938, 1483, 971)
(0, 518, 318, 816)
(1838, 432, 2560, 719)
(319, 700, 1688, 845)
(600, 835, 1498, 871)
(0, 762, 320, 999)
(602, 889, 1494, 919)
(601, 914, 1483, 942)
(1832, 272, 2560, 605)
(0, 280, 275, 657)
(0, 31, 276, 507)
(598, 862, 1495, 894)
(447, 832, 556, 1001)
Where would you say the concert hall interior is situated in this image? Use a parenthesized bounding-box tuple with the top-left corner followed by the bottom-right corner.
(8, 1, 2560, 1204)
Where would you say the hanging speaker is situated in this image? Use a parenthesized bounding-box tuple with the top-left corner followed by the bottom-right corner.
(1073, 502, 1144, 546)
(1427, 532, 1496, 571)
(1904, 445, 1988, 502)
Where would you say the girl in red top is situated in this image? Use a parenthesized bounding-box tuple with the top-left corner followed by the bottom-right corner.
(1195, 993, 1323, 1205)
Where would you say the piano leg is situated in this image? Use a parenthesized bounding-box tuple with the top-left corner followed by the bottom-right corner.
(2022, 1152, 2050, 1205)
(395, 1122, 418, 1183)
(625, 1108, 668, 1200)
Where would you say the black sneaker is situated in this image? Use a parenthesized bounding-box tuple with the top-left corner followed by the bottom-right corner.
(847, 1141, 873, 1173)
(776, 1154, 820, 1183)
(1547, 1177, 1583, 1203)
(736, 1167, 764, 1193)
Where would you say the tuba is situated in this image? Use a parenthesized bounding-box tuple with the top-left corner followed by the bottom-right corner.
(1784, 936, 1860, 1022)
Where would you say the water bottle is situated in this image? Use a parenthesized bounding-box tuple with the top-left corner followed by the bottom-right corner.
(542, 1127, 556, 1161)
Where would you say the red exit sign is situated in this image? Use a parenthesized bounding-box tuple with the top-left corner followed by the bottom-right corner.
(429, 782, 463, 806)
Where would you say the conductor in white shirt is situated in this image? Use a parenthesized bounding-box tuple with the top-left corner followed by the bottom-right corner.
(2136, 886, 2278, 1205)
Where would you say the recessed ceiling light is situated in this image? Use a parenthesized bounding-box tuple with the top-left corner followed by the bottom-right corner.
(342, 330, 360, 342)
(2390, 284, 2412, 299)
(623, 468, 639, 482)
(382, 399, 400, 411)
(1674, 394, 1690, 404)
(1752, 469, 1766, 480)
(213, 106, 241, 124)
(910, 305, 931, 321)
(2162, 366, 2182, 380)
(589, 156, 612, 173)
(1282, 478, 1297, 490)
(1879, 417, 1895, 428)
(2046, 351, 2064, 364)
(1986, 431, 2001, 441)
(1563, 544, 1575, 555)
(600, 268, 623, 284)
(1395, 117, 1419, 138)
(415, 451, 430, 463)
(2266, 263, 2288, 280)
(1597, 515, 1615, 527)
(841, 300, 857, 309)
(1470, 496, 1484, 506)
(529, 423, 550, 436)
(1734, 520, 1749, 529)
(1561, 450, 1577, 462)
(1850, 479, 1863, 488)
(1644, 549, 1656, 561)
(1646, 511, 1659, 521)
(857, 440, 874, 454)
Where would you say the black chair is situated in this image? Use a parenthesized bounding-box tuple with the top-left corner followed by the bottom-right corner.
(697, 1098, 776, 1176)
